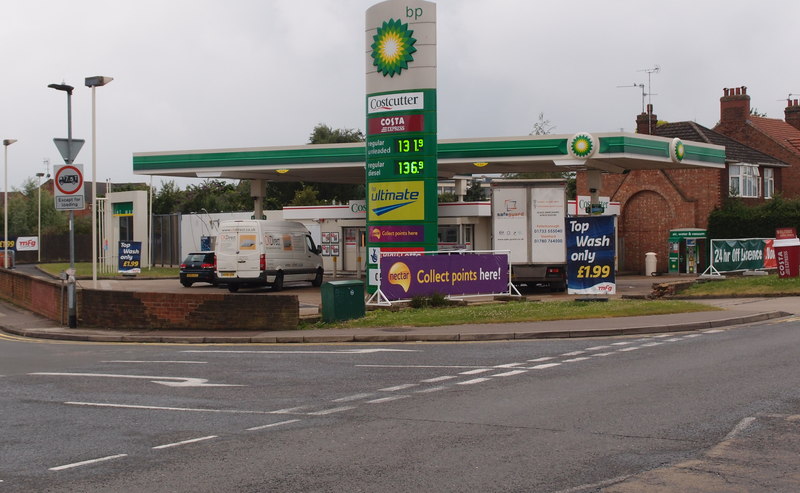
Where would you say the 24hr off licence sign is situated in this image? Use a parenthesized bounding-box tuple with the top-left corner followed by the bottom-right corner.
(566, 216, 616, 295)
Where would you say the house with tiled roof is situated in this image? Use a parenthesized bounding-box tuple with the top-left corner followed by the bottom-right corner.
(576, 103, 788, 275)
(714, 86, 800, 197)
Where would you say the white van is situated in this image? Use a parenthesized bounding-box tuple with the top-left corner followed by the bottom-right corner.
(215, 220, 323, 293)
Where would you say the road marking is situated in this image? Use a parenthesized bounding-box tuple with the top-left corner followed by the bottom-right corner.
(683, 334, 702, 338)
(592, 352, 615, 357)
(457, 378, 491, 385)
(366, 395, 410, 404)
(496, 362, 525, 368)
(65, 402, 274, 415)
(618, 347, 640, 352)
(102, 360, 207, 364)
(420, 375, 456, 383)
(31, 372, 241, 388)
(49, 454, 128, 471)
(492, 370, 527, 377)
(611, 341, 633, 346)
(333, 393, 375, 402)
(584, 345, 611, 351)
(652, 334, 671, 338)
(183, 349, 418, 354)
(153, 435, 217, 450)
(664, 338, 682, 342)
(247, 419, 301, 431)
(358, 364, 481, 369)
(639, 342, 663, 347)
(560, 351, 586, 357)
(379, 383, 418, 392)
(271, 406, 311, 415)
(416, 386, 448, 393)
(703, 329, 725, 334)
(528, 356, 555, 362)
(460, 368, 493, 375)
(531, 363, 561, 369)
(562, 357, 590, 363)
(724, 416, 756, 440)
(307, 406, 357, 415)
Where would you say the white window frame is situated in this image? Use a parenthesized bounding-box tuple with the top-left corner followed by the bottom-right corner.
(729, 164, 760, 198)
(763, 167, 775, 199)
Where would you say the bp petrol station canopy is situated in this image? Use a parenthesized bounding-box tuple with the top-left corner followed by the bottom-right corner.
(132, 132, 725, 183)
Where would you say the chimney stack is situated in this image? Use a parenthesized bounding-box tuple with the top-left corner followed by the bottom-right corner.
(720, 86, 750, 124)
(636, 103, 658, 135)
(786, 99, 800, 131)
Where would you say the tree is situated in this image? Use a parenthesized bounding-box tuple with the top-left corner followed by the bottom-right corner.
(289, 185, 323, 206)
(309, 123, 364, 144)
(465, 179, 486, 201)
(530, 112, 556, 136)
(152, 180, 184, 214)
(3, 178, 67, 236)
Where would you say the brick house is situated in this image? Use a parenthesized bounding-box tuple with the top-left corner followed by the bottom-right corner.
(576, 103, 786, 274)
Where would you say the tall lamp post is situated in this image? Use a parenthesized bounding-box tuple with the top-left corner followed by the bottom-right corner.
(36, 171, 45, 262)
(48, 82, 78, 328)
(85, 76, 113, 289)
(3, 139, 17, 269)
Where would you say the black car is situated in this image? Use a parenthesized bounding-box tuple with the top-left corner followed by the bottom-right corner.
(179, 252, 217, 287)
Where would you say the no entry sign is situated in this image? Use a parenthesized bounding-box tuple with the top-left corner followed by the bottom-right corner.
(53, 164, 85, 210)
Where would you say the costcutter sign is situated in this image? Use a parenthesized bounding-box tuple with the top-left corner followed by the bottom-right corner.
(380, 254, 509, 299)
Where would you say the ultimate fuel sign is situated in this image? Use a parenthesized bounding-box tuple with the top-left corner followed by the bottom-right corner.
(366, 0, 437, 293)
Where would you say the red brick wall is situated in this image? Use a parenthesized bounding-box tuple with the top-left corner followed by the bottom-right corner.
(0, 269, 65, 321)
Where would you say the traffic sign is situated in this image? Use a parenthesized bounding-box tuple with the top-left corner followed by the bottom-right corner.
(53, 138, 85, 164)
(53, 164, 85, 210)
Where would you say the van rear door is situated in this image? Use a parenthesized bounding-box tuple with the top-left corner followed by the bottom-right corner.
(216, 228, 261, 280)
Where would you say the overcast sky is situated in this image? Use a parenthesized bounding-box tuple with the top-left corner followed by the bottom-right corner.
(2, 0, 798, 190)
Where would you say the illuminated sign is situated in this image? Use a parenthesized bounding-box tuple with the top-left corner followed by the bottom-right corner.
(395, 160, 424, 175)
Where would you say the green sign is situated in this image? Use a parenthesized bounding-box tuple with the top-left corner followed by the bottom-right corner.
(711, 239, 769, 271)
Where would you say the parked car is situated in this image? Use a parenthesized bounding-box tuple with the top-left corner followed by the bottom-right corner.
(180, 252, 217, 287)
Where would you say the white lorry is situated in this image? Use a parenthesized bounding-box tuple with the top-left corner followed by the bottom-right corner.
(215, 220, 324, 293)
(491, 179, 568, 291)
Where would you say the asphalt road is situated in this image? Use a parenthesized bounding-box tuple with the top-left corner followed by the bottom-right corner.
(2, 317, 799, 492)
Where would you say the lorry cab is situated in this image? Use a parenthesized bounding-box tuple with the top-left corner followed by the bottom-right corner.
(215, 220, 324, 292)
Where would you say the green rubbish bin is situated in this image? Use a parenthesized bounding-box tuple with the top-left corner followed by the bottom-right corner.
(321, 280, 365, 323)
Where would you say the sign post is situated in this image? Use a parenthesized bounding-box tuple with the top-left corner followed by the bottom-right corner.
(365, 0, 437, 294)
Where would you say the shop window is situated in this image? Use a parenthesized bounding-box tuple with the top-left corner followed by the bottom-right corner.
(438, 225, 459, 244)
(119, 216, 133, 241)
(764, 168, 775, 199)
(729, 164, 760, 198)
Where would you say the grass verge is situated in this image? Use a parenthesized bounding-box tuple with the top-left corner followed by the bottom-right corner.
(680, 274, 800, 297)
(303, 299, 718, 330)
(37, 262, 178, 279)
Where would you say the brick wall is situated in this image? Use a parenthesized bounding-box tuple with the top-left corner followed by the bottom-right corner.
(0, 269, 299, 330)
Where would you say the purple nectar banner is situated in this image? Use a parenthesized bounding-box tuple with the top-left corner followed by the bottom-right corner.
(380, 254, 509, 300)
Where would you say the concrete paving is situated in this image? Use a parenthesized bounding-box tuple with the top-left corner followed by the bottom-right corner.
(0, 269, 795, 343)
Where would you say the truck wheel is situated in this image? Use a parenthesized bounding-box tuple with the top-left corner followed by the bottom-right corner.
(272, 272, 284, 292)
(311, 268, 324, 287)
(227, 284, 240, 293)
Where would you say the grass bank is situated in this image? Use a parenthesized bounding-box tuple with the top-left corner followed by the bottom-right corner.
(305, 299, 717, 329)
(680, 273, 800, 297)
(37, 263, 178, 279)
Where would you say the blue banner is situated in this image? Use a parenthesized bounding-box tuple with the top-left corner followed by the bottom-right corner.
(118, 241, 142, 274)
(566, 216, 616, 295)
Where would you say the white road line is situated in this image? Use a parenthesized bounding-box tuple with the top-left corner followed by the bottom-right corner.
(665, 338, 682, 342)
(640, 342, 663, 347)
(592, 352, 615, 357)
(415, 386, 448, 393)
(333, 393, 375, 402)
(420, 375, 457, 383)
(611, 341, 633, 346)
(366, 395, 410, 404)
(704, 329, 725, 334)
(492, 370, 528, 377)
(357, 364, 481, 369)
(153, 435, 218, 450)
(531, 363, 561, 369)
(49, 454, 128, 471)
(618, 347, 640, 352)
(562, 357, 590, 363)
(652, 334, 671, 338)
(183, 349, 417, 354)
(379, 383, 418, 392)
(724, 416, 756, 440)
(684, 334, 702, 338)
(101, 360, 207, 364)
(457, 378, 491, 385)
(528, 357, 555, 362)
(247, 419, 300, 431)
(584, 345, 611, 351)
(460, 368, 493, 375)
(65, 402, 273, 414)
(307, 406, 356, 415)
(31, 372, 241, 388)
(496, 362, 525, 368)
(271, 406, 311, 414)
(560, 351, 586, 357)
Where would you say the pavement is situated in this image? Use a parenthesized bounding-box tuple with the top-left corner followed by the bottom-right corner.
(0, 268, 796, 344)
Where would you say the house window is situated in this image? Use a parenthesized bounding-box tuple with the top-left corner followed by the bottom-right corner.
(764, 168, 775, 199)
(729, 164, 760, 198)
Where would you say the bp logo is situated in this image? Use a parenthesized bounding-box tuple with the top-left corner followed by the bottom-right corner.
(568, 133, 597, 159)
(671, 138, 686, 162)
(370, 18, 417, 77)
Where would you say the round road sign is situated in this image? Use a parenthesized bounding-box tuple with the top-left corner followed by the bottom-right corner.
(54, 165, 83, 195)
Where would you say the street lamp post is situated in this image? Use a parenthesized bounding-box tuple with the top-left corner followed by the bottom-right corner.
(48, 82, 78, 328)
(35, 171, 45, 262)
(85, 76, 113, 289)
(3, 139, 17, 269)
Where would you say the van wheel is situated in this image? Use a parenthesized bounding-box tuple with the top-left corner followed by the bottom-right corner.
(227, 284, 240, 293)
(272, 272, 284, 292)
(181, 281, 193, 287)
(311, 268, 324, 287)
